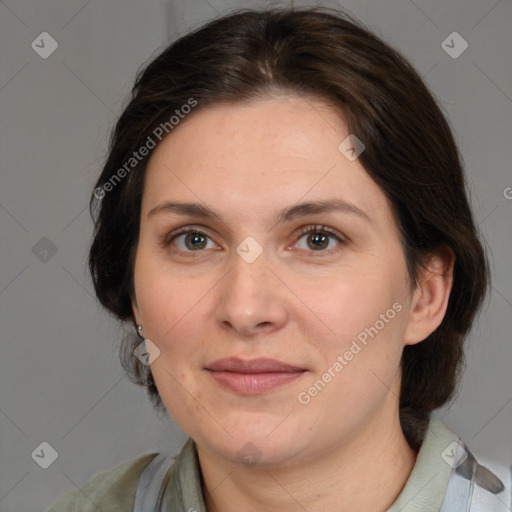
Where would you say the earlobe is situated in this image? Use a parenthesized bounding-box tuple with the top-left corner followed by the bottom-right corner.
(404, 245, 455, 346)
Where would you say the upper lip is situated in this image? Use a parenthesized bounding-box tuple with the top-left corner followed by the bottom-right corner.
(205, 357, 305, 373)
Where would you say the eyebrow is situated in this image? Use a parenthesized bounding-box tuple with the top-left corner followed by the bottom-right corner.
(147, 198, 371, 225)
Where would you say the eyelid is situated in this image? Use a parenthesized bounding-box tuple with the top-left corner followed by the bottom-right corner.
(293, 224, 345, 240)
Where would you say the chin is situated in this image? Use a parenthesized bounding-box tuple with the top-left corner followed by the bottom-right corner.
(198, 422, 310, 468)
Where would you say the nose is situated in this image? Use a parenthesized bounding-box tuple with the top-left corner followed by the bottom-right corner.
(215, 248, 289, 338)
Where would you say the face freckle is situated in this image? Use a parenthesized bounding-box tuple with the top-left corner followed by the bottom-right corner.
(131, 94, 414, 466)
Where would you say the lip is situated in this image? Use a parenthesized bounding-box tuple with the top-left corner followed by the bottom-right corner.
(205, 357, 306, 395)
(206, 357, 304, 373)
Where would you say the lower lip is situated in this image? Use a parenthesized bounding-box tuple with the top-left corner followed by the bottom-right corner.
(207, 370, 304, 395)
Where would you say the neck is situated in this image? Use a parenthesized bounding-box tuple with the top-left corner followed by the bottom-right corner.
(197, 400, 419, 512)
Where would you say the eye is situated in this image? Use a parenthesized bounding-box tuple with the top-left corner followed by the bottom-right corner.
(164, 227, 217, 252)
(162, 224, 346, 255)
(294, 224, 345, 255)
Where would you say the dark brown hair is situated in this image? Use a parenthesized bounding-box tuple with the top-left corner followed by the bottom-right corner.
(88, 6, 489, 448)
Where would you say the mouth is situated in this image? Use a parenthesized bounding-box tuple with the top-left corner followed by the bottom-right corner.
(205, 357, 306, 395)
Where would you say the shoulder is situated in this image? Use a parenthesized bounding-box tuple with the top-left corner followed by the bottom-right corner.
(390, 413, 511, 512)
(45, 452, 160, 512)
(427, 415, 511, 511)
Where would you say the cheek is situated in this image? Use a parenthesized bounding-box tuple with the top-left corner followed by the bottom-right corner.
(304, 272, 409, 411)
(301, 290, 406, 419)
(315, 270, 406, 345)
(133, 253, 208, 343)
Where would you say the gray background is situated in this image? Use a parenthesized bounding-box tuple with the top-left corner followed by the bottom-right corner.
(0, 0, 510, 510)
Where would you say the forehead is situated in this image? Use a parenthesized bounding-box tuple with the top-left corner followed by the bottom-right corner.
(142, 95, 393, 228)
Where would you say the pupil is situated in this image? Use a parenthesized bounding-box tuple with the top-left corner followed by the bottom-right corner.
(309, 233, 328, 250)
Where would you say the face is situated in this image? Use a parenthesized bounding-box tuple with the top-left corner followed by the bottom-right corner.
(132, 94, 417, 467)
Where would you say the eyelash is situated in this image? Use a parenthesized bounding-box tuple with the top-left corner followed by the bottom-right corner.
(162, 224, 346, 257)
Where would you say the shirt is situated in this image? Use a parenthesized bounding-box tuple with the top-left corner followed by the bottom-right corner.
(45, 412, 510, 511)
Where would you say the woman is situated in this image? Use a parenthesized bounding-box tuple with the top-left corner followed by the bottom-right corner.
(47, 6, 510, 512)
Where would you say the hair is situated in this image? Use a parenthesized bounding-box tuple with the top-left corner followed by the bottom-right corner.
(88, 6, 489, 449)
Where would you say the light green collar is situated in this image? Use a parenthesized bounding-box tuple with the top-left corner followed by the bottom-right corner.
(387, 412, 458, 512)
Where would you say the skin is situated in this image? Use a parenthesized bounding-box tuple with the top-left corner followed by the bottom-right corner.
(131, 94, 454, 512)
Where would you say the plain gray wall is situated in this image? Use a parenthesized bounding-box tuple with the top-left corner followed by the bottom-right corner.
(0, 1, 510, 510)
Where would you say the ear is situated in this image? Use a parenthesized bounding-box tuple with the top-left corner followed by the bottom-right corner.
(403, 245, 455, 346)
